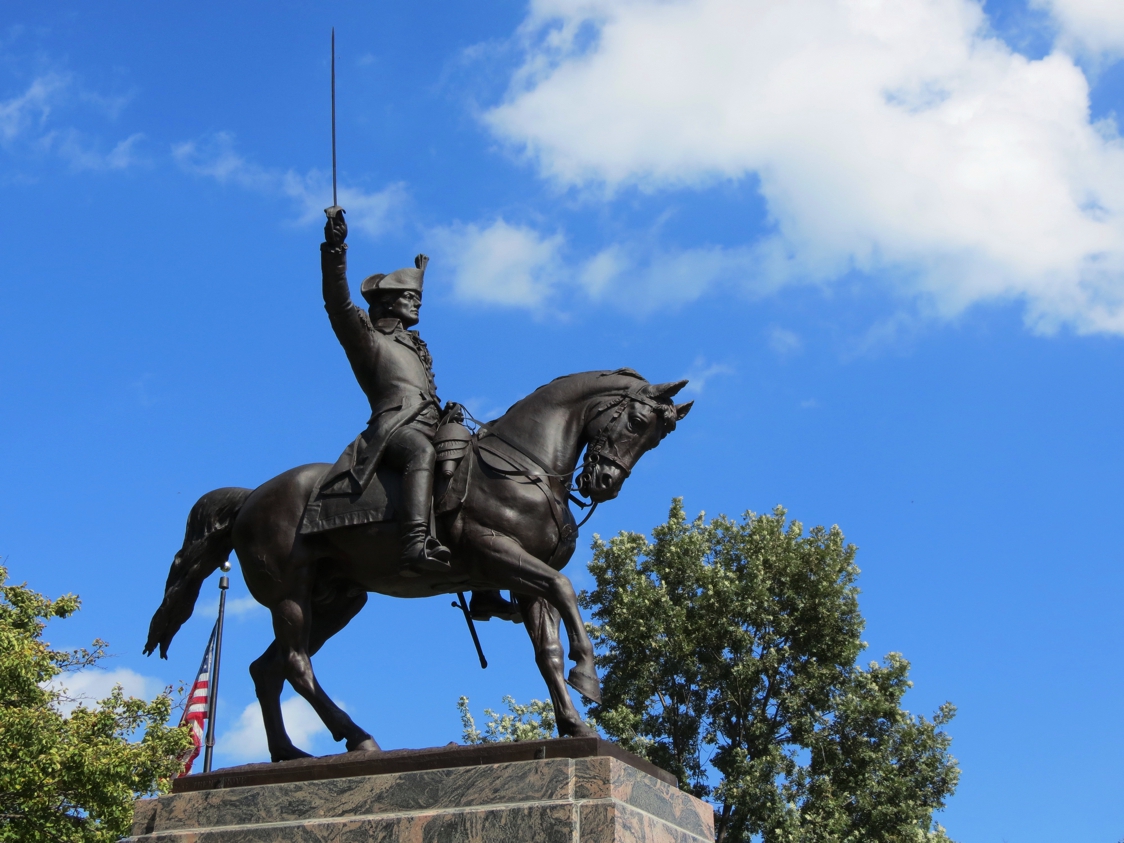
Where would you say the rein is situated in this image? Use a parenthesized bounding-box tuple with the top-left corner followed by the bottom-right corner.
(469, 425, 600, 529)
(459, 383, 664, 531)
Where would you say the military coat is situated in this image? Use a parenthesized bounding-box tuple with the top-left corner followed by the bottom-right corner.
(314, 243, 441, 501)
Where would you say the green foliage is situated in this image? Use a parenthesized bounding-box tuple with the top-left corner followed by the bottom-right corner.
(580, 501, 960, 843)
(0, 565, 193, 843)
(457, 695, 557, 744)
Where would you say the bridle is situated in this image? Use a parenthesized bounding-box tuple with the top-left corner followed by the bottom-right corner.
(464, 383, 666, 527)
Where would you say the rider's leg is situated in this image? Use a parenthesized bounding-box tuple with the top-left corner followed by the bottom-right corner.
(384, 425, 451, 576)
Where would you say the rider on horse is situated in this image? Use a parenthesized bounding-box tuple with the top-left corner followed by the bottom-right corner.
(315, 209, 452, 577)
(312, 211, 519, 620)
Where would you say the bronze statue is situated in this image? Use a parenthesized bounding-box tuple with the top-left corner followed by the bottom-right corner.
(144, 207, 693, 760)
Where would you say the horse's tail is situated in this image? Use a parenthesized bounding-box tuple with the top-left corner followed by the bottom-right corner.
(144, 487, 252, 659)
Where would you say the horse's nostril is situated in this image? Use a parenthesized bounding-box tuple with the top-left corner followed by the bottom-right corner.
(600, 472, 613, 487)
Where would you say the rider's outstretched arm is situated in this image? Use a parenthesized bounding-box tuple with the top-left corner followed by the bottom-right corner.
(320, 208, 367, 347)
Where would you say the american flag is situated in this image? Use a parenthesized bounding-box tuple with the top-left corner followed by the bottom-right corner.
(178, 622, 217, 776)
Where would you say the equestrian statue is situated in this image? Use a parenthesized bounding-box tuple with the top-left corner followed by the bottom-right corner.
(144, 206, 693, 761)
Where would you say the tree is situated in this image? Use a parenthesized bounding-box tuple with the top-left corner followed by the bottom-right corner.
(0, 564, 193, 843)
(580, 501, 959, 843)
(457, 695, 557, 743)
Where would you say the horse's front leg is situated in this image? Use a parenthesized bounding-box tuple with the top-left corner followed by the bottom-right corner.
(469, 529, 601, 703)
(517, 595, 598, 738)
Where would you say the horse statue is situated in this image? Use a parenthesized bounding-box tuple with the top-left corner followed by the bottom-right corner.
(144, 368, 692, 761)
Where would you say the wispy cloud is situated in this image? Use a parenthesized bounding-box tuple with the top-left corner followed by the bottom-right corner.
(682, 356, 734, 395)
(173, 131, 407, 237)
(844, 312, 924, 359)
(196, 593, 265, 621)
(767, 327, 803, 357)
(0, 72, 144, 171)
(0, 73, 67, 143)
(429, 223, 802, 314)
(44, 129, 146, 172)
(577, 241, 763, 310)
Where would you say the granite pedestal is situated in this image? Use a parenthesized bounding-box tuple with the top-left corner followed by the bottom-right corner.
(128, 738, 714, 842)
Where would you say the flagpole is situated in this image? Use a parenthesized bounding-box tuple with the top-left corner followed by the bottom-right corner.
(202, 561, 230, 773)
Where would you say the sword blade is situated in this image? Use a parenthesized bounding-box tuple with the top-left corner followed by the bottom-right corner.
(454, 592, 488, 669)
(331, 27, 337, 207)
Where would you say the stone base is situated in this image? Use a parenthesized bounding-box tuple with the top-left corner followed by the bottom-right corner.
(128, 738, 714, 842)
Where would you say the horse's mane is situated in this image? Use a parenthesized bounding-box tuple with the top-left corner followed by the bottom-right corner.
(495, 368, 681, 437)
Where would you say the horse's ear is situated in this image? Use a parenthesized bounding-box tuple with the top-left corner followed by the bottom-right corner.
(674, 401, 693, 421)
(646, 379, 689, 401)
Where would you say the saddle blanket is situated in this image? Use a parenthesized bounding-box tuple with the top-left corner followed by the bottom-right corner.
(299, 451, 471, 535)
(299, 466, 402, 534)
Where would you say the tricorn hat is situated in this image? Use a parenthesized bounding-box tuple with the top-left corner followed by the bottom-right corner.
(361, 254, 429, 305)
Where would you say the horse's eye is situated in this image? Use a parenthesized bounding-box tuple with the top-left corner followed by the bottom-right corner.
(627, 417, 642, 432)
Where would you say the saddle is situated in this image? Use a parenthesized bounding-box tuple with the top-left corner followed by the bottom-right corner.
(299, 419, 474, 534)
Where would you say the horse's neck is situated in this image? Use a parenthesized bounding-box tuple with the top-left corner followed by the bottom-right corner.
(489, 374, 631, 475)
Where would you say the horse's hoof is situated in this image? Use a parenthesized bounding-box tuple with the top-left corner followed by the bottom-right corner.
(559, 722, 598, 739)
(346, 737, 381, 753)
(566, 667, 602, 704)
(271, 746, 314, 762)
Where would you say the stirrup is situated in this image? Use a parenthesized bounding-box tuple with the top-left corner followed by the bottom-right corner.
(426, 535, 452, 563)
(398, 545, 452, 578)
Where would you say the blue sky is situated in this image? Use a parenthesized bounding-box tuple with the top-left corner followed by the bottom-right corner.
(2, 0, 1123, 839)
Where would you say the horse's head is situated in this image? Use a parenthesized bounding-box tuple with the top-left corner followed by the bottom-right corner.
(575, 379, 693, 502)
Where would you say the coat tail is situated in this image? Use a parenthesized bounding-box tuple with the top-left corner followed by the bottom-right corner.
(143, 487, 251, 659)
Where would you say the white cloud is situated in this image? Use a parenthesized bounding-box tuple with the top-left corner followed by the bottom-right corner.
(1033, 0, 1124, 59)
(430, 217, 565, 307)
(482, 0, 1124, 334)
(49, 667, 162, 715)
(173, 132, 407, 238)
(220, 695, 331, 763)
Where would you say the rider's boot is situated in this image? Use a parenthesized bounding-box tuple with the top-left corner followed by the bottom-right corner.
(469, 590, 522, 623)
(398, 465, 452, 578)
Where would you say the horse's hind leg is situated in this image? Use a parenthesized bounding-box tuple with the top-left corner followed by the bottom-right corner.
(306, 585, 378, 750)
(270, 587, 379, 754)
(518, 595, 597, 739)
(250, 640, 309, 762)
(249, 585, 372, 761)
